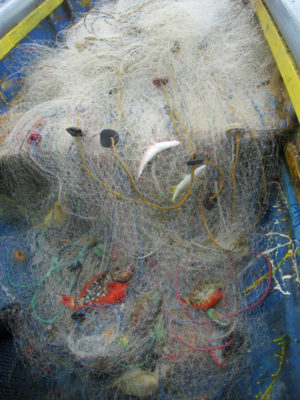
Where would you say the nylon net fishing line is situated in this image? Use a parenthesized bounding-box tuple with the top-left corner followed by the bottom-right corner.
(0, 0, 296, 399)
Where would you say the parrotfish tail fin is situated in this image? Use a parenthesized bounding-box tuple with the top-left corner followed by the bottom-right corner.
(180, 297, 190, 305)
(58, 293, 74, 307)
(170, 186, 177, 202)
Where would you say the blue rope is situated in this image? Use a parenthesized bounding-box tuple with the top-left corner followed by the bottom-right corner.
(76, 313, 115, 335)
(75, 302, 123, 332)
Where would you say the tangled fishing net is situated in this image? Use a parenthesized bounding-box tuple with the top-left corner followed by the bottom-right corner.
(0, 0, 296, 398)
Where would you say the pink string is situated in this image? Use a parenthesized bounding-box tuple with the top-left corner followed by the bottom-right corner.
(174, 257, 218, 326)
(167, 312, 233, 352)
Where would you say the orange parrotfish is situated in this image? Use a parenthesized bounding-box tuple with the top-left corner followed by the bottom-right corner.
(181, 281, 223, 310)
(59, 265, 134, 309)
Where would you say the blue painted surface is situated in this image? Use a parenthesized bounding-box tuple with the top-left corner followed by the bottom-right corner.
(212, 164, 300, 400)
(246, 169, 300, 400)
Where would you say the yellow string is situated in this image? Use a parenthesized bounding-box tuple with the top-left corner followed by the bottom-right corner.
(243, 246, 299, 295)
(75, 71, 197, 210)
(205, 160, 225, 200)
(84, 9, 120, 34)
(161, 84, 185, 145)
(203, 68, 268, 228)
(84, 0, 158, 29)
(200, 191, 265, 253)
(252, 131, 268, 205)
(200, 69, 240, 218)
(77, 70, 228, 217)
(77, 135, 135, 202)
(200, 199, 239, 252)
(231, 133, 240, 218)
(124, 0, 157, 17)
(107, 70, 197, 209)
(161, 82, 196, 157)
(77, 129, 196, 210)
(258, 334, 288, 400)
(160, 70, 224, 202)
(199, 125, 268, 251)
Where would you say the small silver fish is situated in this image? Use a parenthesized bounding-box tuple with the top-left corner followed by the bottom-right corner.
(137, 140, 180, 180)
(170, 164, 206, 202)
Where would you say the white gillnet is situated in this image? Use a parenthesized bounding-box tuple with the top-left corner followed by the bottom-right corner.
(0, 0, 295, 399)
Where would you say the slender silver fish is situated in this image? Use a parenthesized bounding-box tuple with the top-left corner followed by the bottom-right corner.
(170, 164, 206, 202)
(137, 140, 180, 180)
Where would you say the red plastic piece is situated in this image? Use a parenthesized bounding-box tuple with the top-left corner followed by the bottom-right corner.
(27, 131, 42, 145)
(153, 77, 169, 87)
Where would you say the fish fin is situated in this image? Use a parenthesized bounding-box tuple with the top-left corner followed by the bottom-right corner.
(181, 297, 207, 309)
(136, 171, 141, 182)
(58, 293, 74, 307)
(43, 202, 65, 227)
(169, 186, 176, 194)
(180, 297, 190, 305)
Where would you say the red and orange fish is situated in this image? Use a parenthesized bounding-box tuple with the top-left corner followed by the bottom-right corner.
(59, 265, 134, 309)
(181, 281, 223, 310)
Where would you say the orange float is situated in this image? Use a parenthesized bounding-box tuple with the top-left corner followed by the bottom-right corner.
(13, 250, 28, 262)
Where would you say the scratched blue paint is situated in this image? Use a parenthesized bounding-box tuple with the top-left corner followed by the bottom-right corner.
(222, 163, 300, 400)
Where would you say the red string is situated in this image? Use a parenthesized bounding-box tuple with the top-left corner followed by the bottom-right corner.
(223, 251, 272, 319)
(168, 312, 233, 352)
(209, 350, 225, 368)
(147, 257, 173, 280)
(174, 257, 218, 326)
(169, 252, 272, 354)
